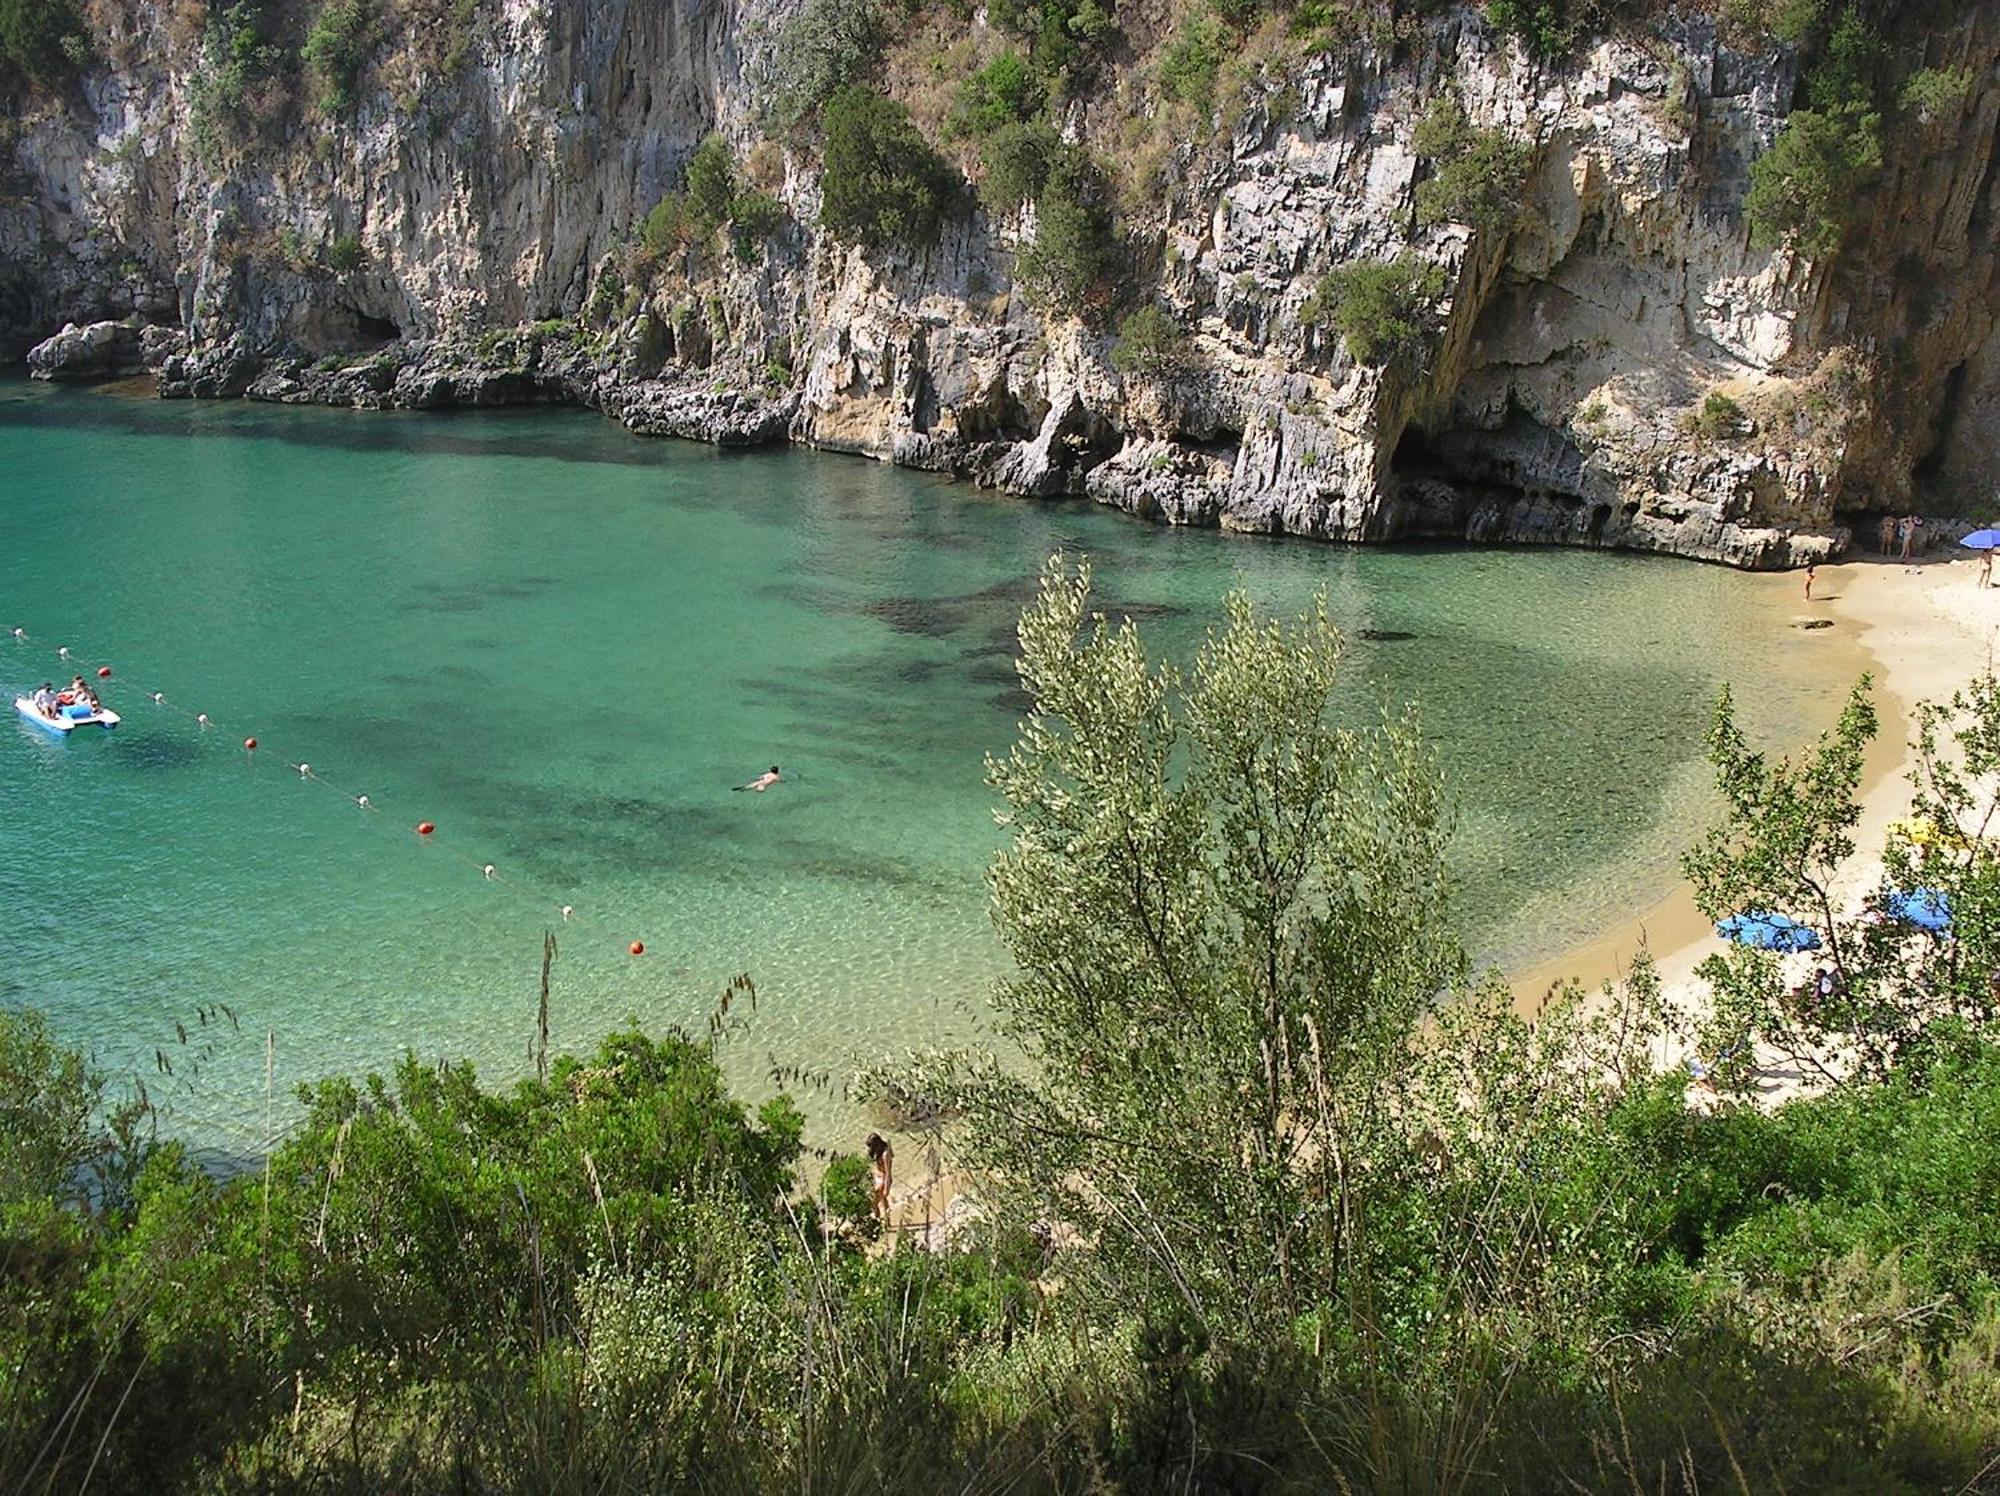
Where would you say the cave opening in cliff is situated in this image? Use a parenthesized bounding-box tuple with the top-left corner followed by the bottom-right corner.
(1388, 413, 1616, 544)
(1913, 358, 1968, 485)
(1391, 421, 1441, 479)
(350, 312, 401, 346)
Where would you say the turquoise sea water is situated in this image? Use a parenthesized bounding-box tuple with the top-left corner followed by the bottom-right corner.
(0, 378, 1857, 1156)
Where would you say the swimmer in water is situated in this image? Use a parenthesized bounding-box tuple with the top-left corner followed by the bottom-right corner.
(734, 765, 781, 793)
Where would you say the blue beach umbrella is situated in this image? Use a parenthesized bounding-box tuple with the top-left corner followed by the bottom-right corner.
(1716, 911, 1822, 952)
(1959, 530, 2000, 550)
(1884, 887, 1952, 932)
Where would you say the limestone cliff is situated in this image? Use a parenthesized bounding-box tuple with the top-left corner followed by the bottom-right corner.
(3, 0, 1996, 567)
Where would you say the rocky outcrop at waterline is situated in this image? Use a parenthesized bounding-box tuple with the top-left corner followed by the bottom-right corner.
(24, 318, 184, 381)
(6, 0, 1996, 570)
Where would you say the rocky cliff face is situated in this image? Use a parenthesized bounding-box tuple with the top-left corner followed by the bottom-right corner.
(4, 0, 1996, 568)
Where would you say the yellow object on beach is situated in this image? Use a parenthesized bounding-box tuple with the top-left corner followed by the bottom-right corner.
(1888, 816, 1972, 850)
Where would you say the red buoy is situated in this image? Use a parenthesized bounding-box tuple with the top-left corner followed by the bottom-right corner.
(96, 666, 112, 679)
(243, 737, 258, 751)
(629, 940, 645, 956)
(417, 821, 436, 836)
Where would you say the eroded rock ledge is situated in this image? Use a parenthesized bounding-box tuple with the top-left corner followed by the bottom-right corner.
(42, 321, 1826, 571)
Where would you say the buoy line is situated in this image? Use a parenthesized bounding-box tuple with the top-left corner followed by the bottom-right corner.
(10, 626, 653, 959)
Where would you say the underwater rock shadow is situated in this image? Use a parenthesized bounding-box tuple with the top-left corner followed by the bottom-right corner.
(103, 733, 207, 771)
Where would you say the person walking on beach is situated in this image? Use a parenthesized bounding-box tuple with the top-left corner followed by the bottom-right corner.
(1879, 514, 1896, 554)
(734, 765, 781, 793)
(1981, 549, 1993, 589)
(1804, 562, 1816, 600)
(866, 1132, 893, 1225)
(1898, 516, 1913, 559)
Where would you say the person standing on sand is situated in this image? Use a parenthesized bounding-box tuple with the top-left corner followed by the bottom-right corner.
(1880, 514, 1896, 554)
(1898, 516, 1914, 559)
(1981, 549, 1993, 589)
(866, 1133, 893, 1225)
(1804, 562, 1816, 600)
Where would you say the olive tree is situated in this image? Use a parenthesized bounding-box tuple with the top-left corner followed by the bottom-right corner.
(892, 555, 1463, 1333)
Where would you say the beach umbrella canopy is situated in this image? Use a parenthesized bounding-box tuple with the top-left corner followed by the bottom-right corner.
(1885, 887, 1952, 932)
(1717, 911, 1822, 952)
(1960, 530, 2000, 550)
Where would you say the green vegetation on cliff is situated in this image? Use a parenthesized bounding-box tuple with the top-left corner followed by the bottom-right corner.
(1412, 92, 1533, 233)
(1110, 303, 1191, 375)
(1019, 166, 1119, 314)
(636, 136, 794, 274)
(1745, 4, 1885, 258)
(302, 0, 378, 114)
(0, 0, 87, 90)
(1303, 255, 1449, 364)
(946, 49, 1044, 139)
(8, 566, 2000, 1490)
(819, 85, 958, 249)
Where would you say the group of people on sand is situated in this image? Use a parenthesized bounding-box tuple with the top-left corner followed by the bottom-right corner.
(28, 677, 101, 719)
(1879, 513, 1927, 559)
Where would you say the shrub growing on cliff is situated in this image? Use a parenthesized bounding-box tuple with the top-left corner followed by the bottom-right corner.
(1899, 65, 1972, 126)
(323, 234, 367, 272)
(186, 2, 285, 163)
(947, 50, 1044, 139)
(303, 0, 378, 114)
(1686, 388, 1746, 438)
(730, 190, 789, 262)
(1745, 5, 1883, 258)
(1013, 142, 1120, 317)
(819, 85, 957, 249)
(1744, 105, 1882, 256)
(1158, 10, 1230, 111)
(762, 0, 886, 131)
(685, 134, 739, 234)
(1412, 93, 1531, 233)
(978, 119, 1060, 213)
(988, 0, 1116, 88)
(640, 192, 692, 257)
(1302, 255, 1448, 365)
(0, 0, 88, 90)
(1110, 304, 1191, 377)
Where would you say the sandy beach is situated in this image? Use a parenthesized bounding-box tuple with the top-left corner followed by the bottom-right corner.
(1513, 550, 2000, 1048)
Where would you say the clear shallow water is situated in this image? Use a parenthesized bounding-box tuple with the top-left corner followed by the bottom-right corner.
(0, 378, 1857, 1156)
